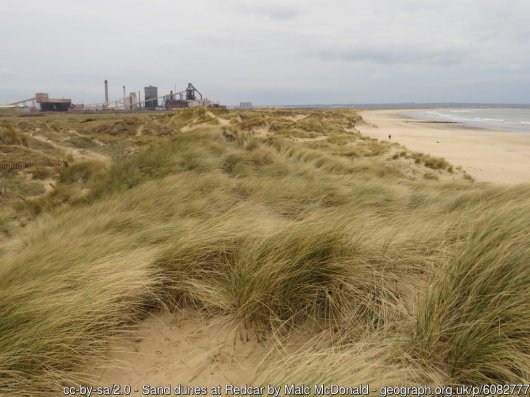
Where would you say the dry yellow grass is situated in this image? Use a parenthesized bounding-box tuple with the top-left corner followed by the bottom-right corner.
(0, 108, 528, 395)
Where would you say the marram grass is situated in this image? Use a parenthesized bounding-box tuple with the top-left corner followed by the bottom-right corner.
(0, 108, 528, 395)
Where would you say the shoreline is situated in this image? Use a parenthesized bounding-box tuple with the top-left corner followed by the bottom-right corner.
(357, 109, 530, 184)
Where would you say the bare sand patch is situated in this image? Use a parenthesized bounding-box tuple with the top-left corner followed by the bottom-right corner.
(88, 309, 321, 394)
(31, 133, 109, 163)
(89, 310, 269, 394)
(358, 110, 530, 184)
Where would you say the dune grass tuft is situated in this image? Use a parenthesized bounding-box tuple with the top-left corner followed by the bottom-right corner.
(413, 205, 530, 384)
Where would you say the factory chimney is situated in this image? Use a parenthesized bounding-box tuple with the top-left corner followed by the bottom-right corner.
(104, 80, 109, 106)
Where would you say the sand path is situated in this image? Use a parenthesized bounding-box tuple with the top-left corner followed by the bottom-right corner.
(31, 133, 109, 163)
(358, 110, 530, 184)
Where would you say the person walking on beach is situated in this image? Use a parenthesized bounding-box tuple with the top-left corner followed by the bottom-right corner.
(388, 134, 391, 140)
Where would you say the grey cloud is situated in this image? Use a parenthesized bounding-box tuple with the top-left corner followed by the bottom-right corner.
(233, 3, 303, 21)
(0, 67, 15, 77)
(319, 45, 468, 66)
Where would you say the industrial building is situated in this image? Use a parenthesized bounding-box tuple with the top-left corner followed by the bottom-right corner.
(124, 92, 139, 111)
(35, 93, 71, 112)
(144, 86, 158, 110)
(7, 93, 72, 112)
(4, 81, 225, 113)
(164, 83, 220, 110)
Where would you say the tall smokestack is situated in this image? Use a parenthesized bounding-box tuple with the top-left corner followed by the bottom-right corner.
(104, 80, 109, 106)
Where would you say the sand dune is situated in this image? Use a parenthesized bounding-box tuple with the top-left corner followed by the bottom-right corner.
(3, 109, 529, 394)
(358, 110, 530, 184)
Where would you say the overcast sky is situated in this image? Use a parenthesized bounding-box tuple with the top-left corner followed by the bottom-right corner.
(1, 0, 530, 105)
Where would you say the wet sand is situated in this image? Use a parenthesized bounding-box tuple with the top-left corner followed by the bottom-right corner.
(357, 109, 530, 184)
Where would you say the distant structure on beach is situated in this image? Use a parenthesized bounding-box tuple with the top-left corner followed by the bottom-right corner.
(240, 102, 253, 109)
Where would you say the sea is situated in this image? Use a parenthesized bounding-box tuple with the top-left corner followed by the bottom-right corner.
(276, 104, 530, 133)
(401, 108, 530, 133)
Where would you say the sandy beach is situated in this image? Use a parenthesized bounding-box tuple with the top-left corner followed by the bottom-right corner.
(358, 109, 530, 184)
